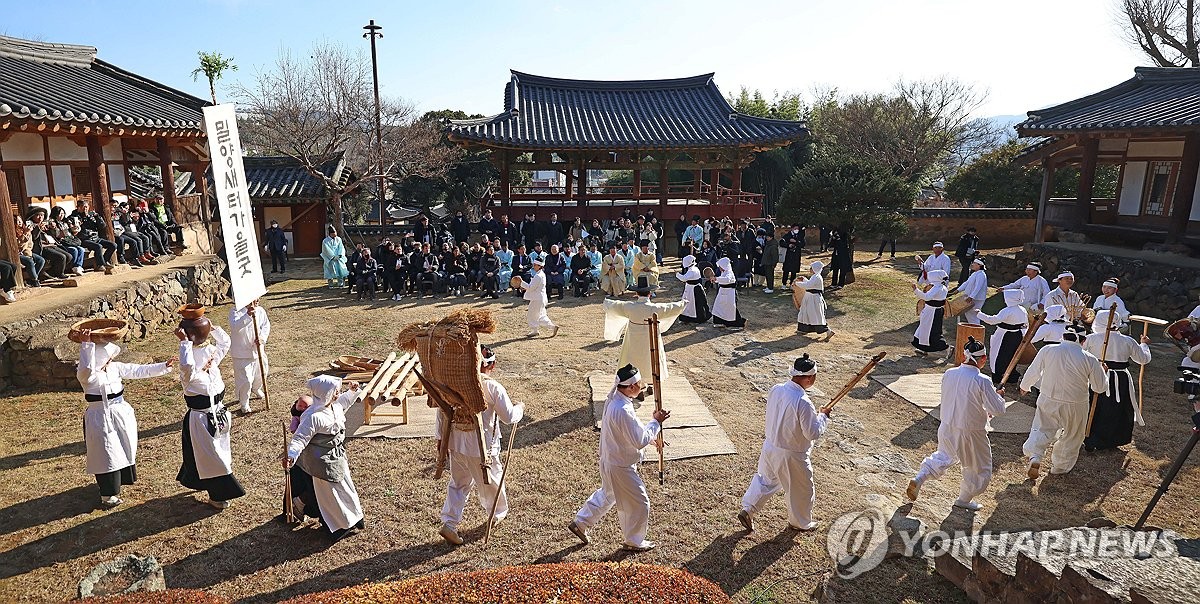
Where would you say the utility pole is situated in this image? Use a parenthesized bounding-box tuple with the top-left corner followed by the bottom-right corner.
(363, 19, 385, 218)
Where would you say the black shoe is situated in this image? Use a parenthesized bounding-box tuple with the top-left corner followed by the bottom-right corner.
(130, 258, 144, 267)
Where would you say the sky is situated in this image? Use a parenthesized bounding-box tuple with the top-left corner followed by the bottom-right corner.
(3, 0, 1148, 122)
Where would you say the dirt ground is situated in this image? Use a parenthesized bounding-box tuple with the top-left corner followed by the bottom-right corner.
(1, 250, 1197, 603)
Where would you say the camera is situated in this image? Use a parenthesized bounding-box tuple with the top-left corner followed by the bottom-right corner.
(1174, 370, 1200, 396)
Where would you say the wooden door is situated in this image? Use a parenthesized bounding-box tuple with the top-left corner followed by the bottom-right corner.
(291, 203, 325, 257)
(3, 168, 27, 215)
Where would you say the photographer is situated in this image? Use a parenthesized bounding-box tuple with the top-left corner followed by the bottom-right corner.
(955, 227, 979, 286)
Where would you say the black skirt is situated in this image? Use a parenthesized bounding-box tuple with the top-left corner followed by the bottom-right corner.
(798, 323, 829, 334)
(992, 328, 1024, 385)
(1085, 367, 1135, 450)
(96, 465, 137, 497)
(912, 308, 949, 352)
(679, 284, 712, 323)
(177, 410, 246, 502)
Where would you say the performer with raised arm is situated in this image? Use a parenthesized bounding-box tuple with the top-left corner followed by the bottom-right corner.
(520, 256, 558, 338)
(284, 375, 366, 542)
(569, 364, 669, 552)
(175, 309, 245, 509)
(917, 242, 952, 285)
(437, 345, 525, 546)
(951, 257, 989, 325)
(603, 277, 687, 381)
(906, 337, 1006, 511)
(676, 255, 711, 324)
(1083, 309, 1151, 451)
(228, 299, 269, 414)
(737, 354, 830, 532)
(794, 261, 830, 335)
(1020, 324, 1107, 479)
(1043, 272, 1085, 322)
(999, 262, 1049, 314)
(978, 289, 1029, 386)
(77, 329, 174, 508)
(912, 270, 951, 355)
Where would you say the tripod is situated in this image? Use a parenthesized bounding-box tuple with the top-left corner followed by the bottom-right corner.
(1134, 426, 1199, 529)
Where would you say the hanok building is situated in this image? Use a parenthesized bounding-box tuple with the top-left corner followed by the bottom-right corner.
(1018, 67, 1200, 248)
(242, 153, 351, 257)
(446, 71, 808, 222)
(0, 34, 211, 286)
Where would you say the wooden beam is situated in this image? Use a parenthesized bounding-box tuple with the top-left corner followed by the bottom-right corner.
(658, 165, 668, 213)
(157, 137, 180, 217)
(564, 167, 573, 200)
(577, 159, 586, 198)
(1034, 159, 1054, 243)
(86, 135, 116, 242)
(633, 168, 642, 198)
(1075, 137, 1099, 229)
(1167, 131, 1200, 244)
(0, 161, 25, 287)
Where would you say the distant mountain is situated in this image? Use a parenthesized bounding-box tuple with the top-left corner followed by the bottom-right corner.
(985, 114, 1025, 139)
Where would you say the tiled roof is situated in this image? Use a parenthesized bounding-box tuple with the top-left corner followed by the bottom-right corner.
(244, 153, 348, 201)
(446, 71, 808, 150)
(0, 35, 206, 132)
(127, 167, 198, 198)
(1017, 67, 1200, 134)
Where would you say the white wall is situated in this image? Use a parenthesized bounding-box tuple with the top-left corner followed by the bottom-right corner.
(1, 132, 44, 161)
(47, 137, 87, 161)
(103, 139, 123, 161)
(1118, 161, 1147, 216)
(108, 165, 126, 191)
(51, 165, 73, 195)
(22, 165, 48, 196)
(1127, 141, 1185, 157)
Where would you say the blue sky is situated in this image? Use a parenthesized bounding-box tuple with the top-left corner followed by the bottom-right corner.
(5, 0, 1146, 120)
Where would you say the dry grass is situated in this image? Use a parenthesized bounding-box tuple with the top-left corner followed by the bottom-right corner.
(1, 252, 1196, 603)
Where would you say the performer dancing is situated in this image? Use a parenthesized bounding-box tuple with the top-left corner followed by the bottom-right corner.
(520, 257, 558, 338)
(604, 277, 687, 381)
(737, 354, 830, 532)
(906, 337, 1006, 511)
(1043, 272, 1084, 322)
(794, 261, 830, 335)
(569, 364, 670, 552)
(228, 299, 269, 414)
(1083, 310, 1151, 451)
(978, 289, 1029, 386)
(952, 257, 989, 325)
(1020, 325, 1107, 478)
(999, 262, 1049, 314)
(438, 345, 525, 545)
(912, 270, 950, 355)
(285, 375, 366, 542)
(1091, 278, 1130, 325)
(176, 316, 245, 508)
(1179, 295, 1200, 404)
(676, 255, 711, 324)
(1032, 305, 1069, 344)
(918, 242, 952, 285)
(77, 331, 174, 508)
(712, 256, 746, 330)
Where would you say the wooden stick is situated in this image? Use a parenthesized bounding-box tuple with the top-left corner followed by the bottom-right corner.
(1086, 303, 1119, 436)
(1133, 320, 1155, 419)
(282, 420, 296, 523)
(473, 412, 492, 485)
(1000, 314, 1046, 385)
(824, 352, 887, 411)
(252, 315, 270, 411)
(648, 313, 665, 484)
(483, 421, 519, 545)
(413, 369, 460, 479)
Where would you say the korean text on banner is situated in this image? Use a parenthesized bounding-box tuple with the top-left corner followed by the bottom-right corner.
(203, 104, 266, 310)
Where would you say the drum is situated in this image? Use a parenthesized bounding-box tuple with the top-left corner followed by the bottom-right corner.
(791, 281, 806, 309)
(1166, 318, 1200, 352)
(702, 266, 715, 280)
(1018, 342, 1038, 364)
(945, 293, 973, 318)
(915, 284, 932, 316)
(954, 323, 985, 366)
(510, 276, 524, 290)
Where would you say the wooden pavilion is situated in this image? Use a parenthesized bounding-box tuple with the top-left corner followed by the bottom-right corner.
(1017, 67, 1200, 248)
(445, 71, 808, 221)
(0, 35, 210, 286)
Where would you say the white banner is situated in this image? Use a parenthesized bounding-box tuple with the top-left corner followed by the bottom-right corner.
(202, 104, 266, 310)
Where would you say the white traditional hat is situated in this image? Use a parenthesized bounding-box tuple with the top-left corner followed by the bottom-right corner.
(1002, 289, 1023, 306)
(682, 255, 696, 269)
(1045, 304, 1067, 322)
(810, 260, 824, 274)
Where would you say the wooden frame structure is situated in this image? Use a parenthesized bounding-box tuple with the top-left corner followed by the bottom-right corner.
(446, 71, 808, 222)
(1017, 67, 1200, 247)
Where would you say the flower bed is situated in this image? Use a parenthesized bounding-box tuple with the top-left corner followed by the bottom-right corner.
(284, 562, 730, 604)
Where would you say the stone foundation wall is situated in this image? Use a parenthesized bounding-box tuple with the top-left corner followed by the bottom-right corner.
(0, 257, 230, 391)
(901, 208, 1049, 248)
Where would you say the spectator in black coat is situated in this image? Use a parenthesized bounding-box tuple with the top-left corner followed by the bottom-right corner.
(263, 220, 288, 273)
(68, 199, 117, 271)
(780, 225, 804, 286)
(521, 213, 544, 250)
(954, 227, 979, 286)
(478, 210, 499, 241)
(450, 211, 471, 244)
(496, 214, 517, 248)
(478, 244, 501, 299)
(544, 213, 565, 249)
(674, 213, 689, 257)
(413, 215, 433, 245)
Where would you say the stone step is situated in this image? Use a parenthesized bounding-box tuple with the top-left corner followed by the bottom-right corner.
(9, 254, 175, 303)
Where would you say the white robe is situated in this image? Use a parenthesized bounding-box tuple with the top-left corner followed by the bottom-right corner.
(574, 390, 661, 547)
(913, 283, 948, 346)
(914, 364, 1006, 502)
(1092, 294, 1131, 324)
(288, 390, 364, 532)
(1043, 288, 1084, 321)
(1020, 342, 1107, 474)
(712, 269, 739, 323)
(676, 265, 702, 318)
(1033, 321, 1068, 344)
(603, 297, 686, 379)
(228, 306, 270, 409)
(1003, 275, 1050, 312)
(1083, 331, 1151, 426)
(78, 343, 172, 475)
(1183, 305, 1200, 370)
(978, 304, 1029, 374)
(918, 253, 952, 284)
(522, 270, 556, 331)
(794, 274, 827, 327)
(741, 380, 828, 529)
(437, 376, 523, 529)
(958, 270, 989, 324)
(180, 327, 234, 479)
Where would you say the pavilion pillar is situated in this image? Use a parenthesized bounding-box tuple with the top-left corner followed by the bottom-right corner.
(1167, 131, 1200, 244)
(692, 170, 701, 199)
(157, 138, 180, 218)
(732, 167, 743, 200)
(190, 165, 213, 252)
(710, 169, 720, 202)
(658, 165, 668, 215)
(577, 160, 587, 198)
(86, 135, 116, 242)
(499, 154, 511, 209)
(564, 168, 573, 200)
(0, 164, 24, 287)
(1034, 159, 1055, 243)
(1075, 137, 1099, 229)
(633, 169, 642, 198)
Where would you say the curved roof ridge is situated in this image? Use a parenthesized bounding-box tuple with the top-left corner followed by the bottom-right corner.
(510, 70, 715, 91)
(0, 34, 95, 67)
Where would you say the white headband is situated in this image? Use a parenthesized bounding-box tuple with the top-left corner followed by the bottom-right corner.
(617, 370, 641, 386)
(481, 350, 496, 364)
(789, 360, 817, 376)
(1055, 272, 1073, 281)
(932, 242, 944, 248)
(1025, 264, 1041, 272)
(1102, 280, 1118, 289)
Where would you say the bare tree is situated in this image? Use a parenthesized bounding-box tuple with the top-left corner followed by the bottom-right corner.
(235, 42, 459, 235)
(1120, 0, 1199, 67)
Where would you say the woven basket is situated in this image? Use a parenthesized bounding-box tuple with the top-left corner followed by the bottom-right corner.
(397, 309, 496, 417)
(68, 318, 128, 343)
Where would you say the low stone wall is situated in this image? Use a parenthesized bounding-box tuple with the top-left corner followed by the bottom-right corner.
(1014, 243, 1200, 320)
(901, 208, 1047, 248)
(0, 257, 230, 391)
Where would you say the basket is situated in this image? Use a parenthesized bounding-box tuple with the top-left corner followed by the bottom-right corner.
(68, 318, 128, 343)
(177, 304, 206, 320)
(510, 276, 524, 290)
(397, 309, 496, 418)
